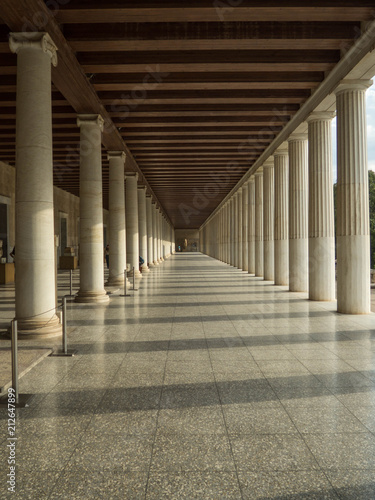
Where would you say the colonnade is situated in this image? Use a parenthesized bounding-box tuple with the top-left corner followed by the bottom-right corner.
(201, 79, 373, 315)
(9, 32, 175, 338)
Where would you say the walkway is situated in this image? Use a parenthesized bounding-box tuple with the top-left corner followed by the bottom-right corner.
(1, 253, 375, 498)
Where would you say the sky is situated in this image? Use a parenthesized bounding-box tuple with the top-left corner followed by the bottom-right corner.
(331, 88, 375, 181)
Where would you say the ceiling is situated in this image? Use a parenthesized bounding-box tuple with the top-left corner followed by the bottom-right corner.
(0, 1, 374, 228)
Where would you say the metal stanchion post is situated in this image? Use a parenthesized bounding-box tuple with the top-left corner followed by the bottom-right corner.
(50, 296, 76, 357)
(120, 269, 130, 297)
(0, 320, 33, 408)
(11, 320, 18, 404)
(70, 269, 73, 296)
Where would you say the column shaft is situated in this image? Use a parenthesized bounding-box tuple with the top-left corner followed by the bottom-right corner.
(11, 33, 62, 335)
(138, 186, 150, 273)
(146, 195, 154, 267)
(255, 171, 264, 277)
(248, 178, 256, 274)
(263, 160, 275, 282)
(336, 80, 372, 313)
(242, 183, 249, 272)
(289, 136, 309, 292)
(274, 146, 289, 286)
(307, 112, 336, 301)
(107, 152, 126, 286)
(125, 173, 142, 278)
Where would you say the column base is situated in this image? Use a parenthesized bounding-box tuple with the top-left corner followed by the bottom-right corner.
(153, 260, 160, 266)
(15, 314, 62, 339)
(75, 290, 110, 304)
(148, 262, 155, 268)
(141, 264, 151, 273)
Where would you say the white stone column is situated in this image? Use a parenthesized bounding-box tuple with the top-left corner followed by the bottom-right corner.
(158, 209, 164, 262)
(107, 151, 127, 286)
(288, 133, 309, 292)
(229, 197, 235, 266)
(307, 112, 336, 301)
(255, 169, 264, 277)
(274, 144, 289, 286)
(248, 177, 256, 274)
(242, 182, 249, 272)
(146, 194, 154, 267)
(152, 202, 159, 265)
(10, 33, 62, 336)
(125, 173, 142, 278)
(75, 114, 109, 303)
(233, 193, 239, 268)
(238, 189, 243, 270)
(138, 185, 150, 273)
(263, 158, 275, 282)
(335, 79, 373, 314)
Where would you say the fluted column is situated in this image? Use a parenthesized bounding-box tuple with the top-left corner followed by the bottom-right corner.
(307, 112, 336, 301)
(10, 33, 62, 336)
(263, 158, 275, 282)
(237, 189, 243, 269)
(288, 133, 309, 292)
(274, 144, 289, 286)
(138, 186, 150, 273)
(335, 79, 373, 314)
(125, 173, 142, 278)
(242, 182, 249, 272)
(255, 169, 264, 277)
(146, 195, 154, 267)
(107, 151, 127, 286)
(158, 209, 164, 262)
(248, 177, 256, 274)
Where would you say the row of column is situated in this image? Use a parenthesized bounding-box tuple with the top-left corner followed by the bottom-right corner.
(201, 79, 372, 315)
(10, 32, 175, 338)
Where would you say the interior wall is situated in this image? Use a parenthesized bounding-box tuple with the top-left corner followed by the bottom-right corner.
(175, 229, 200, 252)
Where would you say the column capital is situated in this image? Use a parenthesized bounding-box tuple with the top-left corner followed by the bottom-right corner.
(263, 157, 274, 169)
(307, 111, 336, 123)
(249, 175, 255, 184)
(107, 151, 126, 162)
(335, 79, 373, 96)
(254, 167, 263, 176)
(125, 171, 139, 180)
(77, 114, 104, 131)
(274, 142, 289, 157)
(288, 132, 308, 142)
(146, 193, 152, 199)
(9, 32, 58, 67)
(137, 185, 147, 191)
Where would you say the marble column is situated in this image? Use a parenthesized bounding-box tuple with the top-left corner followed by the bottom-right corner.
(255, 169, 264, 277)
(242, 182, 249, 272)
(238, 189, 243, 270)
(138, 185, 150, 273)
(125, 173, 142, 278)
(10, 33, 62, 336)
(307, 112, 336, 301)
(158, 209, 164, 262)
(263, 158, 275, 282)
(335, 79, 373, 314)
(75, 114, 109, 303)
(288, 133, 309, 292)
(152, 202, 159, 265)
(248, 177, 256, 274)
(274, 144, 289, 286)
(229, 197, 235, 266)
(233, 193, 239, 268)
(146, 195, 154, 267)
(107, 151, 127, 286)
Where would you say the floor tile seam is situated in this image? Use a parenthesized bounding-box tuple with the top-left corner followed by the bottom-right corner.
(207, 342, 246, 500)
(144, 328, 172, 498)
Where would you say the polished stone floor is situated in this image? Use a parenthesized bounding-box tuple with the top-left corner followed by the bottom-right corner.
(1, 253, 375, 498)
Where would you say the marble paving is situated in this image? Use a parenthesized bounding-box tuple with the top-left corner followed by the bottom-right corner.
(1, 253, 375, 498)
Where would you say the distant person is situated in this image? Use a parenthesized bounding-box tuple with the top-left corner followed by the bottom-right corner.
(104, 244, 109, 269)
(139, 255, 144, 272)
